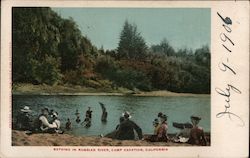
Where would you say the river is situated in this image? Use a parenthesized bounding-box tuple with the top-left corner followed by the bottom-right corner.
(12, 95, 210, 136)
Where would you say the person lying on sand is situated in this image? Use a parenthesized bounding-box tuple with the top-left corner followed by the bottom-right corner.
(115, 111, 143, 140)
(188, 115, 207, 146)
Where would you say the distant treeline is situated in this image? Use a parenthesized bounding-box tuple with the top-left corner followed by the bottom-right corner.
(12, 7, 210, 94)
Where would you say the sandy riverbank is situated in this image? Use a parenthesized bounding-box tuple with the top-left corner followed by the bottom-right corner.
(13, 130, 204, 146)
(12, 83, 209, 97)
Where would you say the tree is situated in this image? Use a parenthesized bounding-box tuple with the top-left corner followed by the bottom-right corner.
(117, 20, 148, 60)
(151, 38, 175, 56)
(194, 45, 210, 67)
(12, 7, 61, 83)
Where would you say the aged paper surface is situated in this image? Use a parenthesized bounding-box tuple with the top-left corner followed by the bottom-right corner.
(1, 0, 249, 157)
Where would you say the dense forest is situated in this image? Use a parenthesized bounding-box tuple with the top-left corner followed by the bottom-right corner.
(12, 7, 210, 94)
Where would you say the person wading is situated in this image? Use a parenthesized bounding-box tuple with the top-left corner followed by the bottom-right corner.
(99, 102, 108, 122)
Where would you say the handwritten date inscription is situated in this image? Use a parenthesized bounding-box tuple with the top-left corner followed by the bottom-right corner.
(216, 12, 244, 126)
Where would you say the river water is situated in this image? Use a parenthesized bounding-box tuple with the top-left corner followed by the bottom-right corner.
(12, 95, 210, 136)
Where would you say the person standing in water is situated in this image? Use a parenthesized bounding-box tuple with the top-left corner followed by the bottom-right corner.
(75, 109, 80, 117)
(65, 118, 72, 130)
(81, 116, 91, 128)
(86, 107, 93, 119)
(99, 102, 108, 122)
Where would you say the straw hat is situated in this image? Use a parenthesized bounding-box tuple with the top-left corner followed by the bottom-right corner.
(20, 106, 31, 113)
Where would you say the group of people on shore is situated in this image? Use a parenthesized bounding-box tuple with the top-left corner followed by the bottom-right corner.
(105, 111, 207, 146)
(15, 106, 63, 134)
(146, 112, 207, 146)
(14, 105, 207, 146)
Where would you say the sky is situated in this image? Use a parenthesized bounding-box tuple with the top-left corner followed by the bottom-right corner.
(53, 8, 211, 51)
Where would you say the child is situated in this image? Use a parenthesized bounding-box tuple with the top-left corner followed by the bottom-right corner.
(65, 118, 72, 130)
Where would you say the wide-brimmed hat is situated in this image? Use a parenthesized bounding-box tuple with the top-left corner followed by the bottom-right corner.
(191, 115, 201, 121)
(20, 106, 31, 113)
(122, 111, 131, 119)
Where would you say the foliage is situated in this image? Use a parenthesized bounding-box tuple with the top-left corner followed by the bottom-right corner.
(117, 20, 148, 60)
(12, 7, 211, 94)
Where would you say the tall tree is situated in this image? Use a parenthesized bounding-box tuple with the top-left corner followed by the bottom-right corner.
(117, 20, 147, 60)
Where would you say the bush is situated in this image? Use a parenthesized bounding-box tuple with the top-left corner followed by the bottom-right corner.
(31, 55, 62, 85)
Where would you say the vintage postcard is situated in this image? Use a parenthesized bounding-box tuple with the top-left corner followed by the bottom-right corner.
(1, 0, 249, 157)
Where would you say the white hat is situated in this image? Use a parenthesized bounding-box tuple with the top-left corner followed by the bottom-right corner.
(122, 111, 132, 119)
(20, 106, 31, 113)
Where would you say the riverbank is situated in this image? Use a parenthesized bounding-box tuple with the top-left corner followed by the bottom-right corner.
(13, 130, 207, 146)
(12, 83, 210, 97)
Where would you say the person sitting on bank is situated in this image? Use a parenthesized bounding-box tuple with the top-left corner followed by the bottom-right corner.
(158, 112, 163, 119)
(153, 119, 161, 135)
(105, 116, 125, 139)
(144, 118, 161, 142)
(16, 106, 33, 131)
(36, 108, 57, 132)
(115, 111, 143, 140)
(47, 112, 63, 134)
(116, 116, 125, 130)
(65, 118, 72, 130)
(188, 115, 207, 146)
(157, 114, 168, 142)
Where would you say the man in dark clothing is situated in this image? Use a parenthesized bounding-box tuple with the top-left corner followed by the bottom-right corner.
(16, 106, 33, 131)
(116, 111, 143, 140)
